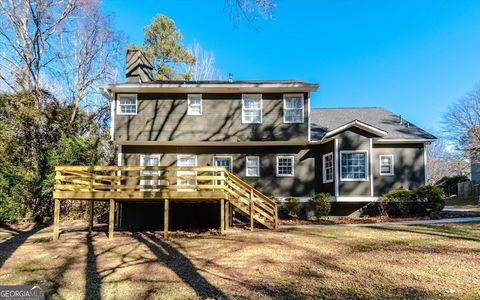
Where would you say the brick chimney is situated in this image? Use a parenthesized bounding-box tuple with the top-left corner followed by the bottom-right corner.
(125, 47, 154, 83)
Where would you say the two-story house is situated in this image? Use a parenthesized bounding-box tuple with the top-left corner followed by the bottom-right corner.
(101, 49, 436, 228)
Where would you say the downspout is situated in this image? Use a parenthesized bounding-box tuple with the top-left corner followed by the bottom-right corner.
(424, 142, 428, 185)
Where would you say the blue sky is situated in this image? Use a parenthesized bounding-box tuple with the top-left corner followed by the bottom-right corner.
(102, 0, 480, 132)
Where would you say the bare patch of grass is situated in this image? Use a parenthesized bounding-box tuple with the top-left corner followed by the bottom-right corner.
(0, 223, 479, 299)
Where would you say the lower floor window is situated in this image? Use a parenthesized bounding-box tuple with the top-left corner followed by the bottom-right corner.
(323, 152, 334, 183)
(246, 156, 260, 177)
(379, 154, 394, 176)
(277, 156, 294, 176)
(340, 151, 367, 181)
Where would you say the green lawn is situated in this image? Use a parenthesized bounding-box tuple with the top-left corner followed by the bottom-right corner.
(0, 222, 479, 299)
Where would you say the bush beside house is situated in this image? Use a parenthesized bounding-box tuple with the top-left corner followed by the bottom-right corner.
(362, 185, 445, 218)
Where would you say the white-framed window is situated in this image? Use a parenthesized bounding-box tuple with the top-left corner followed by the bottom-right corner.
(140, 154, 161, 190)
(242, 94, 262, 124)
(340, 150, 368, 181)
(283, 94, 304, 123)
(177, 155, 197, 191)
(322, 152, 334, 183)
(379, 154, 394, 176)
(117, 94, 137, 115)
(187, 94, 202, 115)
(213, 156, 233, 185)
(246, 156, 260, 177)
(277, 156, 294, 177)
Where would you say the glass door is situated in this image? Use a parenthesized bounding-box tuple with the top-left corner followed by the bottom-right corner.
(177, 155, 197, 191)
(140, 154, 160, 191)
(214, 156, 232, 185)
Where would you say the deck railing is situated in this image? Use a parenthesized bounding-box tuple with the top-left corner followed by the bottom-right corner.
(53, 165, 278, 240)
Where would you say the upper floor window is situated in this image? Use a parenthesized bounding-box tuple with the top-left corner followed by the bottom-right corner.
(284, 94, 304, 123)
(117, 94, 137, 115)
(246, 156, 260, 177)
(322, 152, 334, 183)
(242, 94, 262, 124)
(340, 151, 368, 181)
(379, 155, 394, 176)
(187, 94, 202, 115)
(277, 156, 294, 176)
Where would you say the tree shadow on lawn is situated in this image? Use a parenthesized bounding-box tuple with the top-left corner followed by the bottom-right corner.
(0, 225, 44, 268)
(249, 280, 434, 300)
(85, 233, 101, 300)
(133, 232, 227, 300)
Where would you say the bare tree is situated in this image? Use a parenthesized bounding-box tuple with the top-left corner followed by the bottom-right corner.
(224, 0, 276, 23)
(444, 88, 480, 164)
(427, 137, 470, 185)
(184, 41, 224, 80)
(52, 1, 124, 127)
(0, 0, 78, 108)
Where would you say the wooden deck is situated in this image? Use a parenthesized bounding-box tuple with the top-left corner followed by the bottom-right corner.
(53, 166, 278, 240)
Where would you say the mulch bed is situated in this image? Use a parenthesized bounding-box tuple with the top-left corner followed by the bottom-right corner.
(279, 210, 480, 226)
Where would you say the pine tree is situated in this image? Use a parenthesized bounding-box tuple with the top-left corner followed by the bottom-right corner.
(142, 14, 196, 80)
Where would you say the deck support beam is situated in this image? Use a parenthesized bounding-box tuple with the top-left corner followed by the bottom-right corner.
(224, 200, 229, 230)
(53, 199, 60, 241)
(220, 199, 225, 234)
(164, 199, 169, 239)
(88, 200, 94, 232)
(229, 203, 233, 227)
(108, 199, 114, 239)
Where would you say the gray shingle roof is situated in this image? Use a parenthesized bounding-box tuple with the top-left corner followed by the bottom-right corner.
(310, 107, 436, 141)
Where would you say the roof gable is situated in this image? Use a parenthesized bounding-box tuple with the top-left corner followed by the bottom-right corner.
(310, 107, 436, 141)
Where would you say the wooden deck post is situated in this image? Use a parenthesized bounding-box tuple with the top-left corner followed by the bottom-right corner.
(108, 199, 114, 239)
(224, 200, 229, 230)
(164, 199, 169, 239)
(53, 199, 60, 241)
(229, 203, 233, 227)
(274, 205, 278, 229)
(220, 199, 225, 234)
(249, 189, 255, 231)
(88, 201, 94, 232)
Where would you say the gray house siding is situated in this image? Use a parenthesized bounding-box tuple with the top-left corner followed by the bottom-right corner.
(114, 92, 309, 142)
(372, 143, 425, 196)
(336, 128, 376, 197)
(314, 141, 335, 195)
(121, 145, 316, 197)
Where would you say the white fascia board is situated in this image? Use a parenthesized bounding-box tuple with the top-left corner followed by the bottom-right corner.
(323, 120, 388, 139)
(332, 196, 380, 202)
(375, 138, 436, 144)
(100, 83, 319, 93)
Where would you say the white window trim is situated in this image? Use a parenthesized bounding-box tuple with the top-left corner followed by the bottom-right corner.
(140, 154, 161, 190)
(187, 94, 202, 116)
(283, 93, 305, 124)
(246, 156, 260, 177)
(177, 154, 198, 191)
(340, 150, 369, 182)
(241, 94, 263, 124)
(276, 155, 295, 177)
(322, 152, 334, 183)
(116, 94, 137, 115)
(213, 155, 233, 172)
(379, 154, 395, 176)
